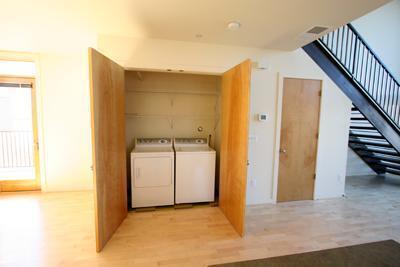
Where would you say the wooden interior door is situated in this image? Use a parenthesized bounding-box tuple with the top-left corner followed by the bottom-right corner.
(277, 78, 321, 202)
(88, 48, 127, 252)
(219, 60, 251, 236)
(0, 77, 41, 192)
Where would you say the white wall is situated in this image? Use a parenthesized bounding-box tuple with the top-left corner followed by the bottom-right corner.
(98, 35, 266, 74)
(0, 1, 98, 190)
(247, 50, 351, 204)
(0, 48, 94, 192)
(38, 51, 93, 191)
(352, 0, 400, 81)
(98, 36, 352, 204)
(346, 149, 376, 176)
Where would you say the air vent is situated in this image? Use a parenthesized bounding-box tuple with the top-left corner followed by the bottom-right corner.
(306, 26, 329, 35)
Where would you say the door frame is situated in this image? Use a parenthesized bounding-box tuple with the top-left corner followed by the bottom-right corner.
(0, 76, 41, 191)
(272, 73, 324, 202)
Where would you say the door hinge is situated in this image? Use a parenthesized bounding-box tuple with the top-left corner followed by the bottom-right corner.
(318, 91, 322, 96)
(313, 174, 316, 180)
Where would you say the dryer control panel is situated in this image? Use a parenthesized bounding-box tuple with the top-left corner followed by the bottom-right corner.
(135, 138, 172, 147)
(174, 138, 208, 147)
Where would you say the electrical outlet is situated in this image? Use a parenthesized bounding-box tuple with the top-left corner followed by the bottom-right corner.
(248, 135, 258, 142)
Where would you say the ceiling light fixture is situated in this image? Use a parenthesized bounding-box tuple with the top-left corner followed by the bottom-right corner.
(227, 21, 241, 31)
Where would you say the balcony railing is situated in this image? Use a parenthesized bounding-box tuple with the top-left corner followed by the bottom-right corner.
(0, 131, 34, 168)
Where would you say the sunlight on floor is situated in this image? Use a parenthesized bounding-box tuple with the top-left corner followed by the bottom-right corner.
(0, 196, 42, 266)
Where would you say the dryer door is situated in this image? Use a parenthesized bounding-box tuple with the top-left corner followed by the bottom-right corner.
(133, 157, 173, 187)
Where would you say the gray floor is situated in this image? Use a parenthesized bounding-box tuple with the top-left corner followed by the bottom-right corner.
(345, 174, 400, 198)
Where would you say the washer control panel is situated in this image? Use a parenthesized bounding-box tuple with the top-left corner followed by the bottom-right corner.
(135, 138, 172, 147)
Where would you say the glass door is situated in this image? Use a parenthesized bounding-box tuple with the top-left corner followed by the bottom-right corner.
(0, 77, 40, 191)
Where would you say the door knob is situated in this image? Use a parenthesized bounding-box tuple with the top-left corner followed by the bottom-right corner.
(279, 149, 287, 154)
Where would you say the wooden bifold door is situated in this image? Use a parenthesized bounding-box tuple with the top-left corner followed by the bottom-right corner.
(89, 48, 127, 252)
(219, 60, 251, 236)
(88, 48, 251, 251)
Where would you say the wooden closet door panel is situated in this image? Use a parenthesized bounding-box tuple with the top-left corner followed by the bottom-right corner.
(277, 78, 321, 202)
(219, 60, 251, 236)
(89, 48, 127, 252)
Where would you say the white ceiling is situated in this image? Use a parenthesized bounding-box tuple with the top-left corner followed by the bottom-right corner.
(0, 0, 390, 52)
(129, 0, 390, 50)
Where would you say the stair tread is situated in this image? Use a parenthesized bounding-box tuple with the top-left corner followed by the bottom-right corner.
(359, 153, 400, 161)
(349, 138, 392, 147)
(350, 145, 398, 155)
(350, 126, 376, 130)
(370, 161, 400, 170)
(350, 121, 373, 125)
(349, 129, 379, 134)
(349, 141, 391, 148)
(384, 168, 400, 175)
(349, 137, 385, 142)
(349, 132, 383, 139)
(351, 117, 369, 121)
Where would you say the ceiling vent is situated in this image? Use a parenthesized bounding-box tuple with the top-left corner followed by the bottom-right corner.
(306, 26, 329, 35)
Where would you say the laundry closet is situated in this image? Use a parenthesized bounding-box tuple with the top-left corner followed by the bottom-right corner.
(125, 71, 220, 208)
(88, 48, 251, 252)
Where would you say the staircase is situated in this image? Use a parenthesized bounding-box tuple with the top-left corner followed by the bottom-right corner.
(350, 106, 400, 175)
(303, 23, 400, 176)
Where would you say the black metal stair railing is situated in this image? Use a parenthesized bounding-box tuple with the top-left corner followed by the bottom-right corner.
(319, 24, 400, 129)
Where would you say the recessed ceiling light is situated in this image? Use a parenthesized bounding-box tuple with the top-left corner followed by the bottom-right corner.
(227, 21, 241, 31)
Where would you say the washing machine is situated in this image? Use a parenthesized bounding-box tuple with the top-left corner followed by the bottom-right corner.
(174, 138, 216, 204)
(131, 138, 174, 208)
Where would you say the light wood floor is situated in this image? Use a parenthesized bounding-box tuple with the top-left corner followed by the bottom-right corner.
(0, 175, 399, 266)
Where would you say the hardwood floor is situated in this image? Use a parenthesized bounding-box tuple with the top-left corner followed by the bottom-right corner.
(0, 175, 399, 266)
